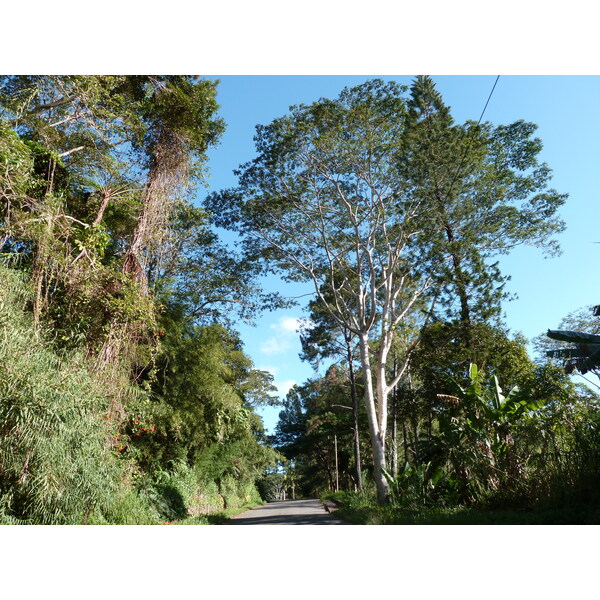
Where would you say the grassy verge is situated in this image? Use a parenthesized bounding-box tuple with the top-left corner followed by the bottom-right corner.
(322, 492, 600, 525)
(165, 501, 265, 525)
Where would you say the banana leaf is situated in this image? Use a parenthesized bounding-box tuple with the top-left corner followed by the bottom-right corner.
(578, 347, 600, 374)
(547, 330, 600, 344)
(546, 346, 600, 359)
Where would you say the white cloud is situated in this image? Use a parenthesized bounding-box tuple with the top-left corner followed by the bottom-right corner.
(274, 379, 297, 396)
(260, 315, 305, 355)
(270, 316, 302, 334)
(260, 337, 292, 355)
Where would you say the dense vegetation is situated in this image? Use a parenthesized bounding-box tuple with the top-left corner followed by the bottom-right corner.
(247, 79, 598, 522)
(212, 76, 575, 504)
(1, 75, 598, 524)
(0, 76, 281, 524)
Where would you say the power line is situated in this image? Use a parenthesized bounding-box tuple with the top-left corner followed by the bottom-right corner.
(477, 75, 500, 125)
(446, 75, 500, 199)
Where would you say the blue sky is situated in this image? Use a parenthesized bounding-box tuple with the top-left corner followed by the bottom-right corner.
(199, 75, 600, 434)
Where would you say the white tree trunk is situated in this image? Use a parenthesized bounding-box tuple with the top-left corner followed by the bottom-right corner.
(358, 333, 390, 504)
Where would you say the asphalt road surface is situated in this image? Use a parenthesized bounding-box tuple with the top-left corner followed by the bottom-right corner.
(226, 499, 348, 525)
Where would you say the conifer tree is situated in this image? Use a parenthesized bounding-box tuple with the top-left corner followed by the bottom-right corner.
(403, 76, 566, 344)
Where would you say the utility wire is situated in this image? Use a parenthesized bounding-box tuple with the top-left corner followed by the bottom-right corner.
(445, 75, 500, 199)
(476, 75, 500, 125)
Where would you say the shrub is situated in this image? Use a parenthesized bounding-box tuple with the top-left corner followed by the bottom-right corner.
(0, 265, 156, 524)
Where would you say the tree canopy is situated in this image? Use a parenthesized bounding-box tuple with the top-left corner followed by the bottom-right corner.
(0, 75, 281, 524)
(208, 76, 568, 504)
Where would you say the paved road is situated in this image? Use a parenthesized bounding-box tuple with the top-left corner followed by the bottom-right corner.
(226, 499, 348, 525)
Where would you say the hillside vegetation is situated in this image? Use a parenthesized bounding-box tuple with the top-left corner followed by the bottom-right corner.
(0, 76, 280, 524)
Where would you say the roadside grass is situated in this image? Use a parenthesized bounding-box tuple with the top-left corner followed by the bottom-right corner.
(322, 492, 600, 525)
(165, 501, 265, 525)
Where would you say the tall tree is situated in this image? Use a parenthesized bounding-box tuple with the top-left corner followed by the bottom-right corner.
(273, 373, 361, 496)
(0, 76, 225, 365)
(402, 76, 567, 340)
(209, 80, 440, 502)
(121, 76, 224, 287)
(0, 75, 144, 328)
(101, 76, 224, 364)
(208, 77, 567, 504)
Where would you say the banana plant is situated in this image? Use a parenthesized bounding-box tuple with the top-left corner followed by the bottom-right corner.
(489, 374, 545, 424)
(547, 329, 600, 375)
(434, 364, 544, 500)
(382, 462, 444, 507)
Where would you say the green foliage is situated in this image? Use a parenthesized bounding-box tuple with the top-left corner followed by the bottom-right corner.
(0, 75, 227, 353)
(152, 203, 284, 327)
(412, 320, 534, 401)
(257, 471, 289, 502)
(293, 342, 598, 520)
(272, 372, 369, 497)
(135, 76, 224, 176)
(0, 122, 36, 200)
(382, 463, 446, 508)
(3, 74, 590, 524)
(0, 265, 157, 524)
(403, 76, 566, 324)
(146, 321, 260, 463)
(212, 76, 567, 506)
(0, 259, 280, 524)
(0, 75, 289, 525)
(324, 490, 600, 524)
(406, 360, 594, 511)
(404, 364, 543, 504)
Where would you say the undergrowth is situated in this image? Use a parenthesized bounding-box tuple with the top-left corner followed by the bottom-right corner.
(0, 265, 265, 525)
(322, 489, 600, 525)
(0, 266, 159, 524)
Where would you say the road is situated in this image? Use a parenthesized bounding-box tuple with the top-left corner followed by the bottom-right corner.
(226, 499, 348, 525)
